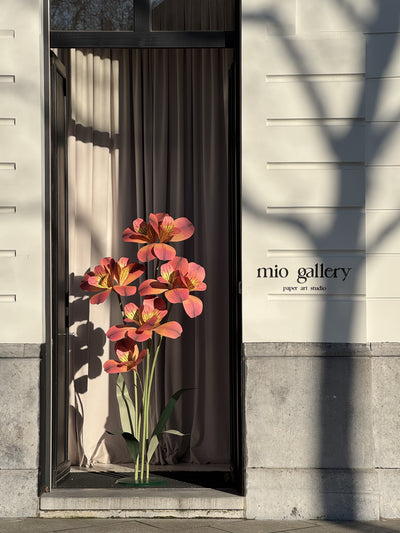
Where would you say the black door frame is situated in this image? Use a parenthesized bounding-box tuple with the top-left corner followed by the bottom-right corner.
(40, 52, 70, 493)
(46, 0, 242, 493)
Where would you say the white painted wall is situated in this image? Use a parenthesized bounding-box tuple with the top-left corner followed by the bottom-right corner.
(242, 0, 400, 344)
(0, 0, 46, 343)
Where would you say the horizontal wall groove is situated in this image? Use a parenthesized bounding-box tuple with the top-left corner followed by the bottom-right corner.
(365, 31, 400, 35)
(0, 162, 16, 170)
(366, 208, 400, 212)
(267, 294, 365, 301)
(366, 252, 400, 255)
(0, 206, 16, 214)
(0, 250, 16, 257)
(266, 74, 365, 83)
(0, 295, 16, 303)
(0, 118, 16, 126)
(367, 297, 400, 300)
(0, 75, 15, 83)
(267, 162, 364, 169)
(266, 206, 364, 214)
(0, 30, 15, 38)
(266, 118, 365, 126)
(267, 250, 365, 257)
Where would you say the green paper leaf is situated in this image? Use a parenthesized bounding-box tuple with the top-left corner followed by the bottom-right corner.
(116, 374, 135, 435)
(147, 434, 159, 462)
(106, 430, 140, 462)
(151, 388, 190, 438)
(163, 429, 185, 436)
(121, 431, 140, 462)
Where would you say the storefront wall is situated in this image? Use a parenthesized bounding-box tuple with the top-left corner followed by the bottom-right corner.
(0, 0, 46, 518)
(242, 0, 400, 520)
(2, 0, 400, 521)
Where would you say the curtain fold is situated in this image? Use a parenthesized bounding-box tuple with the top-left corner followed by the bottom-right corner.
(63, 47, 233, 467)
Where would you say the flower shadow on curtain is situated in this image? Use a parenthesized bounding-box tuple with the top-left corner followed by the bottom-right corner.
(68, 274, 106, 465)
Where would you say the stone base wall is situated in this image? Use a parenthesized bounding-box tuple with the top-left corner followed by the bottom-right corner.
(0, 344, 41, 517)
(244, 342, 400, 520)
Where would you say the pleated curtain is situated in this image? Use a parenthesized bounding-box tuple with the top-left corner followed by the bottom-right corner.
(61, 46, 233, 468)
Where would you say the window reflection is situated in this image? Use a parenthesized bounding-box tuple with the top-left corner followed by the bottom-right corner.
(51, 0, 134, 31)
(151, 0, 234, 31)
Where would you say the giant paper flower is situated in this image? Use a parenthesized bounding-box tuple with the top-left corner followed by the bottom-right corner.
(139, 256, 206, 318)
(107, 297, 182, 342)
(122, 213, 194, 262)
(80, 257, 145, 304)
(103, 338, 147, 374)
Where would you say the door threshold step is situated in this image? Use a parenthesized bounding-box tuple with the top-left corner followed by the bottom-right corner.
(40, 487, 245, 519)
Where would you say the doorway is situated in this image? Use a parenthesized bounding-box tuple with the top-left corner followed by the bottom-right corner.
(47, 0, 241, 493)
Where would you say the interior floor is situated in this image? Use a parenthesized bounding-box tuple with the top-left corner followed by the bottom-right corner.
(58, 464, 237, 491)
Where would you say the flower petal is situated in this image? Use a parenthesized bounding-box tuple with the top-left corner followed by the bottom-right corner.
(126, 328, 153, 342)
(124, 302, 140, 322)
(154, 320, 183, 339)
(165, 288, 190, 304)
(170, 256, 189, 272)
(149, 213, 162, 235)
(187, 262, 206, 282)
(136, 349, 147, 367)
(107, 325, 131, 341)
(137, 243, 157, 262)
(139, 279, 167, 296)
(182, 295, 203, 318)
(113, 285, 137, 297)
(170, 217, 195, 242)
(122, 219, 150, 243)
(90, 289, 111, 304)
(152, 243, 176, 261)
(103, 360, 129, 373)
(115, 337, 138, 360)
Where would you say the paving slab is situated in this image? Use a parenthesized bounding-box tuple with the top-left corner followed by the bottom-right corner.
(137, 518, 246, 530)
(302, 521, 400, 533)
(138, 518, 318, 532)
(2, 520, 400, 533)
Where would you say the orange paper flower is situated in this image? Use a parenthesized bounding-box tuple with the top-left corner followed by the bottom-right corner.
(139, 256, 206, 317)
(103, 338, 147, 374)
(80, 257, 145, 304)
(123, 213, 194, 262)
(107, 297, 183, 343)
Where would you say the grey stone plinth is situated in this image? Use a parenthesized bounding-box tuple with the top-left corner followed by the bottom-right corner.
(378, 469, 400, 518)
(243, 342, 400, 357)
(372, 357, 400, 468)
(245, 468, 379, 520)
(244, 356, 374, 469)
(0, 470, 38, 517)
(0, 359, 40, 469)
(0, 344, 42, 358)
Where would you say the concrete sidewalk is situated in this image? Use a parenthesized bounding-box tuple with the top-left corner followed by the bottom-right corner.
(1, 518, 400, 533)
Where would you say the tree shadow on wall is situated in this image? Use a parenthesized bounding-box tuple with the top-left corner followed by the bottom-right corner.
(243, 0, 400, 522)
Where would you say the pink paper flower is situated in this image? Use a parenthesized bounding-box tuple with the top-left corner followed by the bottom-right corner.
(103, 338, 147, 374)
(139, 256, 206, 317)
(107, 297, 183, 343)
(81, 257, 145, 304)
(123, 213, 194, 262)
